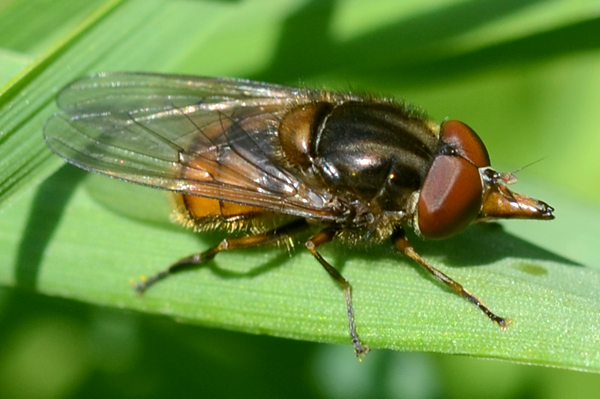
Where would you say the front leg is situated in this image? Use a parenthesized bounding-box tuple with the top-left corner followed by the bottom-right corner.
(392, 228, 510, 328)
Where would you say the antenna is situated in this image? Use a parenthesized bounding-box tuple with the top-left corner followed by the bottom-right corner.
(499, 157, 546, 185)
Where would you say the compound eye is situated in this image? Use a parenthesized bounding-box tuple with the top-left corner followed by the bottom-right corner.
(441, 120, 490, 168)
(417, 155, 483, 239)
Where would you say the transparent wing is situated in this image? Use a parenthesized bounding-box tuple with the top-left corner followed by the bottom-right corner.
(44, 72, 335, 219)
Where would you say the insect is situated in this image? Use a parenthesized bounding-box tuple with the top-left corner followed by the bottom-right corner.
(44, 72, 554, 356)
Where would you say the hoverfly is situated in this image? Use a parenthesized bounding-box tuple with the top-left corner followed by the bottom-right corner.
(44, 72, 554, 356)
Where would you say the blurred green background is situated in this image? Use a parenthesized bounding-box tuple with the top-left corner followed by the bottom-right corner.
(1, 0, 600, 397)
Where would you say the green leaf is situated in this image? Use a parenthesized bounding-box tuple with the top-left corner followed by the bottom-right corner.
(2, 0, 600, 375)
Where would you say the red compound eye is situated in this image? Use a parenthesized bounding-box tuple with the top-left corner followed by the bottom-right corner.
(417, 121, 489, 239)
(441, 120, 490, 168)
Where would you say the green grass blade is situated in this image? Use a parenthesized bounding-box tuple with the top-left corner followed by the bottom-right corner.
(1, 0, 599, 374)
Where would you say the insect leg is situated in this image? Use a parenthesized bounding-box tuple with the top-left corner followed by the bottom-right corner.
(134, 219, 310, 293)
(392, 228, 511, 328)
(305, 228, 370, 357)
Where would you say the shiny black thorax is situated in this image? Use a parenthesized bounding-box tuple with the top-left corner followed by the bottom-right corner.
(308, 101, 439, 213)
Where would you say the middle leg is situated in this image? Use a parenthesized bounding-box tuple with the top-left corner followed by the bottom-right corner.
(305, 228, 370, 357)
